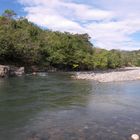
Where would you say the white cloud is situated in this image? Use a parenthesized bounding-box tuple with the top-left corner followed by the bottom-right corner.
(24, 6, 85, 33)
(17, 0, 140, 50)
(60, 2, 113, 21)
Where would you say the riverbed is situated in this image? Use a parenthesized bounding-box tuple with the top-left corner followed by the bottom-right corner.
(74, 67, 140, 82)
(0, 73, 140, 140)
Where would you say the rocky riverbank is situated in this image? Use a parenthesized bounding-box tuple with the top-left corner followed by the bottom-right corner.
(0, 65, 25, 78)
(74, 67, 140, 82)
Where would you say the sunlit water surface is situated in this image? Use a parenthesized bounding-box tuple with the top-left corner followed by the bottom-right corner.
(0, 73, 140, 140)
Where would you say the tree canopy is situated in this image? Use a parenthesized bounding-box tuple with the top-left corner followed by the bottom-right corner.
(0, 9, 140, 71)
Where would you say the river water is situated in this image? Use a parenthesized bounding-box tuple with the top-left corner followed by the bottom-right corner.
(0, 73, 140, 140)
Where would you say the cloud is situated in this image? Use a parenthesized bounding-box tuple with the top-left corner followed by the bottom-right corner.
(17, 0, 140, 50)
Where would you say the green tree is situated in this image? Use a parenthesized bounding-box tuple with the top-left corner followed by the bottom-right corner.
(0, 9, 140, 70)
(2, 9, 16, 19)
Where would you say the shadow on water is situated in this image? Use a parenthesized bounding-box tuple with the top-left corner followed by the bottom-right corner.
(0, 73, 140, 140)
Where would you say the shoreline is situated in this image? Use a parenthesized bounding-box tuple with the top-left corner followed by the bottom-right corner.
(73, 67, 140, 83)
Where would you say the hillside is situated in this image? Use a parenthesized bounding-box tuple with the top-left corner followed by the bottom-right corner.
(0, 10, 140, 71)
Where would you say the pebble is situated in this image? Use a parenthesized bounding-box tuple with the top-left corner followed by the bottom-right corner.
(74, 67, 140, 82)
(131, 134, 139, 140)
(84, 126, 88, 129)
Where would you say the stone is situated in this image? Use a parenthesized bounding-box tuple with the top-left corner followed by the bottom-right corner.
(74, 67, 140, 83)
(14, 67, 25, 76)
(0, 65, 10, 77)
(0, 65, 25, 77)
(9, 66, 25, 76)
(131, 134, 139, 140)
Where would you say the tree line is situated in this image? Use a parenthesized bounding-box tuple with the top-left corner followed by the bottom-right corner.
(0, 10, 140, 71)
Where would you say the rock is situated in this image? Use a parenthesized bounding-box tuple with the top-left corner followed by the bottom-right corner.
(74, 67, 140, 83)
(0, 65, 10, 78)
(84, 125, 89, 129)
(131, 134, 139, 140)
(32, 72, 37, 75)
(14, 67, 25, 76)
(37, 72, 47, 77)
(9, 66, 25, 76)
(0, 65, 25, 78)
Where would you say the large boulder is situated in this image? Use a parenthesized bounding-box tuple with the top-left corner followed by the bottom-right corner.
(0, 65, 10, 77)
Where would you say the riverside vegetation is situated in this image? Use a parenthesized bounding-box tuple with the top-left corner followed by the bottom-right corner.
(1, 9, 140, 71)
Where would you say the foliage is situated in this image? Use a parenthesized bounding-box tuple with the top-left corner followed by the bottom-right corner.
(0, 10, 140, 70)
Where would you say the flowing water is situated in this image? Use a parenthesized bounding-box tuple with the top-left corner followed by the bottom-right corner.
(0, 73, 140, 140)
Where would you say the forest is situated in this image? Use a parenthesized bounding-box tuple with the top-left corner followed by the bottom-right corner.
(0, 9, 140, 71)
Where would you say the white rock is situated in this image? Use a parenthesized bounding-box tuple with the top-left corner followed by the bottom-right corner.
(0, 65, 10, 77)
(131, 134, 139, 140)
(74, 67, 140, 83)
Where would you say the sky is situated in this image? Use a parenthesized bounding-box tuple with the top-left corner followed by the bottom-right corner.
(1, 0, 140, 50)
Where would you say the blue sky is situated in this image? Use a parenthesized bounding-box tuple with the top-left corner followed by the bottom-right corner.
(1, 0, 140, 50)
(0, 0, 25, 16)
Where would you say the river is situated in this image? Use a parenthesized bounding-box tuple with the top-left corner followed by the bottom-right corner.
(0, 72, 140, 140)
